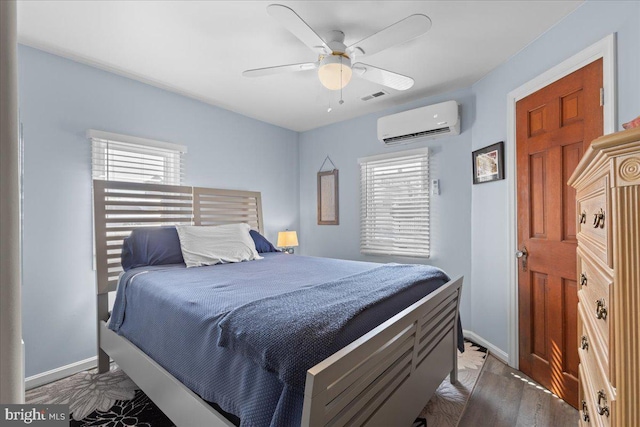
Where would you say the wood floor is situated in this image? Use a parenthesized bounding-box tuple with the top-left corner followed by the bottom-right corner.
(459, 355, 578, 427)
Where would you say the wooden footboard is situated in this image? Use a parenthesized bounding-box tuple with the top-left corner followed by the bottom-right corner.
(302, 276, 462, 427)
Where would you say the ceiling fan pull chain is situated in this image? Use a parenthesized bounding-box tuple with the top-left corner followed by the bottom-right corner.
(339, 56, 344, 105)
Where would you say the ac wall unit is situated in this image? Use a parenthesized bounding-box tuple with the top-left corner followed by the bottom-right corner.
(377, 100, 460, 145)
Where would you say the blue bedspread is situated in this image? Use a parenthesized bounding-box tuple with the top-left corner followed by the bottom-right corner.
(109, 254, 461, 427)
(218, 264, 449, 392)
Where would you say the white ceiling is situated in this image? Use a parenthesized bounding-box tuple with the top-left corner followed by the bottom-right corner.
(17, 1, 583, 132)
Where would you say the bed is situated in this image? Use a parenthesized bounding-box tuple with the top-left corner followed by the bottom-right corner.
(93, 180, 463, 427)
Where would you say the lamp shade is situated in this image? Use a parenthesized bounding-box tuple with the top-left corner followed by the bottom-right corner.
(318, 55, 352, 90)
(277, 230, 299, 247)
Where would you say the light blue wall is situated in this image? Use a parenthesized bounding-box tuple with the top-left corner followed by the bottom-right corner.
(18, 45, 299, 377)
(470, 0, 640, 352)
(298, 88, 474, 329)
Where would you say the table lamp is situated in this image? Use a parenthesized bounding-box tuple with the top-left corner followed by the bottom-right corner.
(277, 230, 298, 254)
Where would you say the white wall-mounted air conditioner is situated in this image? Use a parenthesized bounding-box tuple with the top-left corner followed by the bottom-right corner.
(377, 100, 460, 145)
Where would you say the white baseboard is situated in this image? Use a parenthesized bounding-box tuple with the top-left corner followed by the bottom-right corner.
(25, 356, 97, 390)
(463, 329, 509, 364)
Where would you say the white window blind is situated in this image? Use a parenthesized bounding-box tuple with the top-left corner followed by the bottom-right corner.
(359, 148, 430, 258)
(89, 130, 186, 185)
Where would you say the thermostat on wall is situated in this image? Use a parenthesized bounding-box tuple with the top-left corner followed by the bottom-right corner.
(431, 179, 440, 195)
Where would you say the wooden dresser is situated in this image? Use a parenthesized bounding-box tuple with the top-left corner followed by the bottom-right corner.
(569, 127, 640, 427)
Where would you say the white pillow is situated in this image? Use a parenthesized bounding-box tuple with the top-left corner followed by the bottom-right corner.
(175, 223, 262, 268)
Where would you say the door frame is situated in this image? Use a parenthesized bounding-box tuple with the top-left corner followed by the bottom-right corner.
(506, 34, 616, 368)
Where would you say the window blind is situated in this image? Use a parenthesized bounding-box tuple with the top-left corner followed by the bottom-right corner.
(359, 148, 430, 258)
(89, 130, 186, 185)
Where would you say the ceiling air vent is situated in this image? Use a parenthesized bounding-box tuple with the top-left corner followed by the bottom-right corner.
(361, 90, 388, 101)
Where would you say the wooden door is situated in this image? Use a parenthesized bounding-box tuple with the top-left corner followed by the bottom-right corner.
(516, 59, 603, 408)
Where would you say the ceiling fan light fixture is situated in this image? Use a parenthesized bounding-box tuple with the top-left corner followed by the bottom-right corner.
(318, 55, 352, 90)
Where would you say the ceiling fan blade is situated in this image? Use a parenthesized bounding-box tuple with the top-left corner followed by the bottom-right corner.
(267, 4, 329, 55)
(243, 62, 318, 77)
(352, 63, 414, 91)
(347, 14, 432, 58)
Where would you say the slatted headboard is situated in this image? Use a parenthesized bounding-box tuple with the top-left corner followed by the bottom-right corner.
(93, 180, 264, 295)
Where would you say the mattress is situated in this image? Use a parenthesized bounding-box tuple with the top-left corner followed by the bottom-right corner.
(109, 253, 456, 427)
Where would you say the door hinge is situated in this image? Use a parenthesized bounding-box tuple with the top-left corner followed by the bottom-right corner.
(600, 87, 604, 106)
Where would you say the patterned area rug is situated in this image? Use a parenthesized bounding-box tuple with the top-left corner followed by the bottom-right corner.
(26, 340, 487, 426)
(421, 340, 488, 426)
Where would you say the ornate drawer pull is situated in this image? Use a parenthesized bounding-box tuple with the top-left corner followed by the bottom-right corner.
(597, 390, 610, 417)
(580, 335, 589, 351)
(582, 400, 590, 422)
(580, 273, 588, 287)
(595, 299, 608, 320)
(593, 208, 605, 229)
(579, 211, 587, 224)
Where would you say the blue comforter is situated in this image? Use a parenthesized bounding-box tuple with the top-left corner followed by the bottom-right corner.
(218, 263, 449, 392)
(109, 254, 460, 427)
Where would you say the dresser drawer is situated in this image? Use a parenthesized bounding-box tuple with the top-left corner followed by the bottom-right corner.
(578, 288, 610, 354)
(579, 361, 615, 427)
(576, 174, 611, 268)
(579, 301, 611, 385)
(577, 247, 612, 295)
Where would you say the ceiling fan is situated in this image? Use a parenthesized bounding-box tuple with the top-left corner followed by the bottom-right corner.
(243, 4, 432, 93)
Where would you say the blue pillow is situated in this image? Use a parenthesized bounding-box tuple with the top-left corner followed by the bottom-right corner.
(121, 226, 184, 271)
(250, 230, 279, 253)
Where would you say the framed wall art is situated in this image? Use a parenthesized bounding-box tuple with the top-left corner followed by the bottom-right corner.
(472, 141, 505, 184)
(317, 169, 339, 225)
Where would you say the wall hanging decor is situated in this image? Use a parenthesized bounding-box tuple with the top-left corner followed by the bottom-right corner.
(472, 141, 505, 184)
(317, 156, 339, 225)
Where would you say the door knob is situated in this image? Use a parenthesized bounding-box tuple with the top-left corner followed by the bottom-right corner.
(516, 246, 528, 272)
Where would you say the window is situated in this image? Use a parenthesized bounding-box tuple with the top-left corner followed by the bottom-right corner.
(89, 130, 185, 184)
(359, 148, 430, 258)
